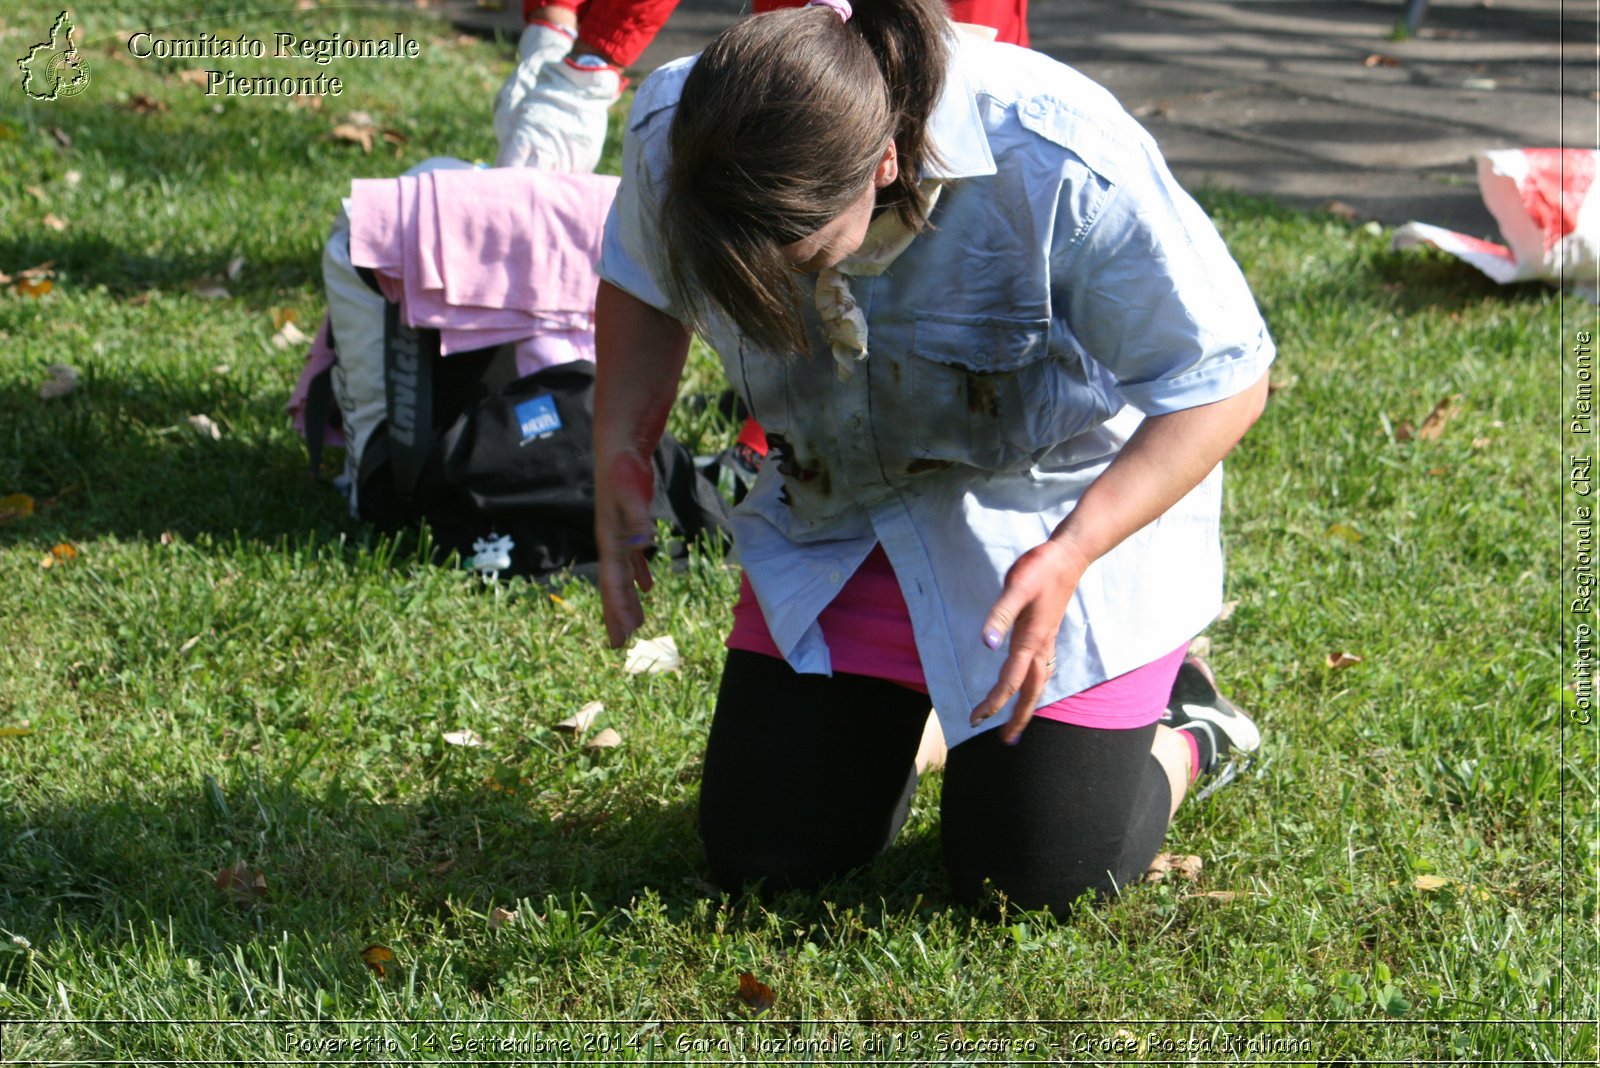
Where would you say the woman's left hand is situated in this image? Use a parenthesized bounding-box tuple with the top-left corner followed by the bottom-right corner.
(971, 536, 1093, 745)
(966, 369, 1273, 746)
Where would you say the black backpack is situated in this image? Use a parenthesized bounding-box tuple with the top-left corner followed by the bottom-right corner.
(301, 297, 730, 583)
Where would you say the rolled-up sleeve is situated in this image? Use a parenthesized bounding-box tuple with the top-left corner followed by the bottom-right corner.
(1053, 138, 1274, 415)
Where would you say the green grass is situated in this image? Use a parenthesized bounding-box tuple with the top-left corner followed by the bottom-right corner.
(0, 2, 1593, 1063)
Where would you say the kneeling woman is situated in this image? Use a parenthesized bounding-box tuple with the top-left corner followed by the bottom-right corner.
(592, 0, 1273, 912)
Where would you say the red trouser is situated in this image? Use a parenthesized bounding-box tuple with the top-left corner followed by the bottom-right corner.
(527, 0, 1027, 67)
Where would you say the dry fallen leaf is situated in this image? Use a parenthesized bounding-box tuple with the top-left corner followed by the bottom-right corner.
(188, 414, 222, 440)
(39, 542, 78, 569)
(1325, 200, 1363, 222)
(555, 700, 603, 734)
(25, 185, 46, 202)
(442, 728, 484, 748)
(624, 635, 680, 674)
(178, 634, 203, 656)
(159, 530, 175, 545)
(1144, 852, 1203, 884)
(736, 971, 776, 1014)
(38, 364, 77, 399)
(0, 493, 36, 522)
(127, 94, 168, 114)
(271, 320, 310, 350)
(292, 94, 324, 111)
(41, 213, 67, 231)
(1196, 890, 1240, 902)
(360, 944, 393, 978)
(331, 123, 374, 153)
(189, 280, 230, 300)
(682, 875, 723, 898)
(271, 307, 299, 331)
(16, 276, 54, 299)
(1362, 53, 1403, 67)
(429, 857, 456, 876)
(1413, 874, 1450, 891)
(213, 860, 268, 904)
(177, 68, 210, 86)
(48, 126, 72, 148)
(1417, 394, 1463, 441)
(1215, 600, 1239, 624)
(488, 906, 519, 930)
(1325, 651, 1363, 670)
(0, 726, 35, 738)
(583, 727, 622, 752)
(1326, 522, 1363, 543)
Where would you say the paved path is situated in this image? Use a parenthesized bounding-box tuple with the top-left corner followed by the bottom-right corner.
(454, 0, 1589, 238)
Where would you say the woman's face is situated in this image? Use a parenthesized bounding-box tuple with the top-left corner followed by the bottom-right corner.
(779, 182, 878, 274)
(778, 141, 898, 274)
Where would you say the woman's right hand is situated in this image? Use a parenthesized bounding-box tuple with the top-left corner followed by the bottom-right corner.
(591, 281, 693, 648)
(596, 449, 658, 648)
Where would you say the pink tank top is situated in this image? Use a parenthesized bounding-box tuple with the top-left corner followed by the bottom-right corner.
(727, 545, 1185, 729)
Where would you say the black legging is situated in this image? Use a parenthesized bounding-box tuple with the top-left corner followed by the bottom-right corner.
(699, 650, 1174, 914)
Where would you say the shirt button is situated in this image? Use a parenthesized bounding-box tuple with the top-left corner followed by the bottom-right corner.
(1025, 100, 1046, 118)
(846, 414, 863, 430)
(829, 571, 842, 584)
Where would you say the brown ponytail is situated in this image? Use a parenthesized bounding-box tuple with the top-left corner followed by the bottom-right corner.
(662, 0, 949, 355)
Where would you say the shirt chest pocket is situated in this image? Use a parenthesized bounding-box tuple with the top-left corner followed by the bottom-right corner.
(905, 315, 1085, 471)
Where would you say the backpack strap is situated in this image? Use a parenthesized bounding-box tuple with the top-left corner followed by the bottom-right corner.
(382, 298, 438, 503)
(298, 314, 336, 479)
(301, 366, 336, 478)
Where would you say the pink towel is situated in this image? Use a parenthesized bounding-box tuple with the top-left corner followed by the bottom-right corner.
(347, 167, 619, 366)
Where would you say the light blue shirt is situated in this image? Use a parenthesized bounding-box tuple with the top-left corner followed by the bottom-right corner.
(600, 32, 1275, 747)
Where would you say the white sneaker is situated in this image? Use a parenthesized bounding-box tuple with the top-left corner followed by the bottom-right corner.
(495, 54, 621, 172)
(492, 21, 578, 152)
(1163, 655, 1261, 802)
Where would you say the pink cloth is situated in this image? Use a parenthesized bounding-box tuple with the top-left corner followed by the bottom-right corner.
(347, 166, 619, 371)
(730, 545, 928, 691)
(728, 545, 1186, 730)
(287, 315, 345, 446)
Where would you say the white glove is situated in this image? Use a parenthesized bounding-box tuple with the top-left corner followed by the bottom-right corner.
(495, 53, 621, 172)
(493, 22, 578, 153)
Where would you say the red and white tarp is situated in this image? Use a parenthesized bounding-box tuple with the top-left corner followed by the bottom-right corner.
(1393, 148, 1599, 299)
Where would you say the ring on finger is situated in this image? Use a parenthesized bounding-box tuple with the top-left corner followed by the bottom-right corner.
(1045, 655, 1057, 671)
